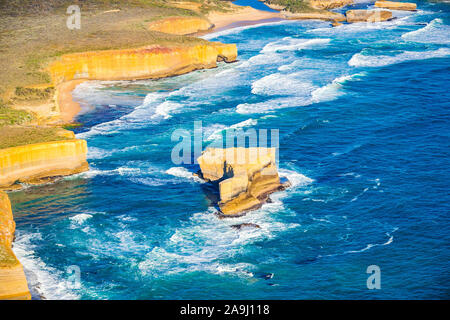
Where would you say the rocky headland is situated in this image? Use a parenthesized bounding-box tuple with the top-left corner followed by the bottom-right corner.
(48, 43, 237, 84)
(374, 1, 417, 11)
(0, 138, 88, 190)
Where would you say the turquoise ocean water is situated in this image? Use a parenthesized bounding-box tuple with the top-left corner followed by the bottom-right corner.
(9, 0, 450, 299)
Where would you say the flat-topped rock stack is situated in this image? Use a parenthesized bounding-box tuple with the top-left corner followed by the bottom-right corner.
(346, 9, 393, 23)
(374, 1, 417, 11)
(197, 147, 289, 216)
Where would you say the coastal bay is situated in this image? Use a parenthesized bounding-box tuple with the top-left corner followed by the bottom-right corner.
(1, 0, 449, 300)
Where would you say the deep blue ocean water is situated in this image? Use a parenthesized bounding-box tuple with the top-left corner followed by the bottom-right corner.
(9, 0, 450, 299)
(232, 0, 279, 12)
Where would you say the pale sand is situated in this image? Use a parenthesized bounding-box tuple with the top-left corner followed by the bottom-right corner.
(207, 4, 282, 30)
(56, 79, 86, 123)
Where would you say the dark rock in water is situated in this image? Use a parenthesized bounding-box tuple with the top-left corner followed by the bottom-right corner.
(231, 223, 261, 230)
(295, 257, 318, 265)
(266, 197, 273, 204)
(255, 272, 274, 280)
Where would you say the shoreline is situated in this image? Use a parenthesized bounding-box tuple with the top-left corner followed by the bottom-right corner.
(59, 6, 285, 124)
(56, 80, 87, 124)
(207, 4, 282, 30)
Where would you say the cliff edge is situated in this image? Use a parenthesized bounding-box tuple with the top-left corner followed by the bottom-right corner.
(0, 139, 89, 189)
(0, 191, 30, 300)
(48, 43, 237, 84)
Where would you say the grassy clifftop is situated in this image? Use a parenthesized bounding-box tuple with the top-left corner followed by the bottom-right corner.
(265, 0, 323, 13)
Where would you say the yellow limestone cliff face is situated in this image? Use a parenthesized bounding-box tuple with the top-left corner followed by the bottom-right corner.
(0, 191, 31, 300)
(198, 148, 288, 216)
(374, 1, 417, 11)
(148, 16, 213, 35)
(346, 9, 393, 23)
(0, 139, 88, 188)
(48, 43, 237, 84)
(282, 10, 346, 22)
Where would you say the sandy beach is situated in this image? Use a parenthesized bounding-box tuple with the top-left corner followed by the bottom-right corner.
(207, 4, 282, 30)
(57, 79, 87, 123)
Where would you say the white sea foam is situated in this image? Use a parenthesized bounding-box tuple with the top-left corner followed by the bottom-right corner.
(238, 72, 358, 113)
(402, 19, 450, 44)
(318, 228, 399, 258)
(239, 52, 286, 69)
(236, 96, 313, 114)
(69, 213, 93, 225)
(75, 166, 142, 179)
(86, 147, 115, 160)
(76, 92, 167, 139)
(349, 48, 450, 67)
(12, 232, 80, 299)
(165, 167, 204, 183)
(201, 19, 300, 40)
(261, 37, 330, 53)
(137, 167, 312, 278)
(205, 119, 258, 141)
(72, 81, 143, 110)
(251, 72, 316, 96)
(278, 168, 314, 188)
(311, 74, 358, 103)
(151, 101, 183, 119)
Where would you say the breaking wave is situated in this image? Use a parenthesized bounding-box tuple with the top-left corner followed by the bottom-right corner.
(402, 19, 450, 44)
(349, 48, 450, 67)
(261, 37, 330, 53)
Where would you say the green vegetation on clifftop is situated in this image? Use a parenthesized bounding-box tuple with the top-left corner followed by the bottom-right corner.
(0, 126, 71, 149)
(265, 0, 323, 13)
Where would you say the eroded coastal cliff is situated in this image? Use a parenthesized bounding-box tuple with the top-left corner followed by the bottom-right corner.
(48, 43, 237, 84)
(0, 191, 30, 300)
(198, 148, 289, 216)
(0, 139, 88, 189)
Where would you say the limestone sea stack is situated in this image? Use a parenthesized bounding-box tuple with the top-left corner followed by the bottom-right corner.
(197, 147, 289, 216)
(374, 1, 417, 11)
(0, 139, 88, 189)
(346, 9, 393, 23)
(0, 191, 30, 300)
(282, 10, 346, 22)
(148, 16, 213, 35)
